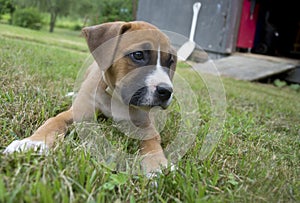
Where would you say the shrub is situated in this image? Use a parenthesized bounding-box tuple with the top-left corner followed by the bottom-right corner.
(13, 8, 42, 30)
(72, 24, 82, 31)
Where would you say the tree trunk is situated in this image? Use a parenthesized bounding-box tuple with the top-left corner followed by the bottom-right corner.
(83, 15, 89, 27)
(49, 11, 57, 33)
(9, 11, 14, 25)
(132, 0, 137, 20)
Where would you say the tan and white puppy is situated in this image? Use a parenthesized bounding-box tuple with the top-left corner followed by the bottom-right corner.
(3, 21, 177, 174)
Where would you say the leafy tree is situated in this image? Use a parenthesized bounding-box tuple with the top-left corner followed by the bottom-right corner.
(0, 0, 16, 24)
(98, 0, 133, 22)
(11, 0, 137, 32)
(13, 7, 42, 30)
(70, 0, 95, 27)
(71, 0, 135, 27)
(44, 0, 72, 32)
(14, 0, 72, 32)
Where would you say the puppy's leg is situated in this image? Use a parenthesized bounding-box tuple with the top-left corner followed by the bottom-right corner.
(3, 108, 73, 154)
(140, 134, 168, 174)
(4, 63, 102, 154)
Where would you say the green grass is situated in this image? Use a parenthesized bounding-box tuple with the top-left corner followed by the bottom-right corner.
(0, 24, 87, 52)
(0, 24, 299, 202)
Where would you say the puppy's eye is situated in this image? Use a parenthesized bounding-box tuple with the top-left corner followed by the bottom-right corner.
(168, 57, 175, 67)
(130, 51, 144, 61)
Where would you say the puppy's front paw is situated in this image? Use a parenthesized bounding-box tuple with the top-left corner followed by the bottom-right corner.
(141, 152, 168, 176)
(145, 162, 177, 179)
(3, 139, 48, 154)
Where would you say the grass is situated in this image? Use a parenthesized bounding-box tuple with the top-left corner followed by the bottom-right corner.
(0, 24, 299, 202)
(0, 24, 87, 52)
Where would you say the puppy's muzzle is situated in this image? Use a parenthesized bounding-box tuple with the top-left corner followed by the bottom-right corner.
(129, 82, 173, 109)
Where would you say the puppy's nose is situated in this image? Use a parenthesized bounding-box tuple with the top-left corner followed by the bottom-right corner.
(156, 83, 173, 101)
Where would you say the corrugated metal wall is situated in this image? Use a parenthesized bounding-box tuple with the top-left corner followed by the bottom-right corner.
(137, 0, 243, 58)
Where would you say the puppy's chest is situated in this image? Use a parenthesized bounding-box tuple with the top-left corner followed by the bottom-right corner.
(95, 89, 131, 122)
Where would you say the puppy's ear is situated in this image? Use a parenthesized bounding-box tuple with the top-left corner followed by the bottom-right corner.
(82, 22, 132, 69)
(82, 22, 131, 53)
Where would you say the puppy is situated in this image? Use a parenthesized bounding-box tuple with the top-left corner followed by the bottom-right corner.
(3, 21, 177, 174)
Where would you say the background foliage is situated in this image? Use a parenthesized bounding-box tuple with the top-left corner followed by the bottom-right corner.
(0, 0, 136, 32)
(13, 7, 42, 30)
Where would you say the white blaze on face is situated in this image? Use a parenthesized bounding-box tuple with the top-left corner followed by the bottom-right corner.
(156, 45, 162, 67)
(144, 45, 173, 103)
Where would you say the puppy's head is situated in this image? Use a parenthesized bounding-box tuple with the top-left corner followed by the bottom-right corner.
(83, 21, 177, 109)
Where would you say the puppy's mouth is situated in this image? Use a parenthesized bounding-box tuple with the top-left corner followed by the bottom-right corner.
(129, 84, 173, 109)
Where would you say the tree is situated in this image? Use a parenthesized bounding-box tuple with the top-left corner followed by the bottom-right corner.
(132, 0, 137, 20)
(39, 0, 72, 32)
(0, 0, 16, 24)
(14, 0, 72, 32)
(70, 0, 95, 27)
(69, 0, 135, 27)
(12, 0, 137, 32)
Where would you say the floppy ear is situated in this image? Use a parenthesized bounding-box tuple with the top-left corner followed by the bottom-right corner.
(82, 22, 132, 70)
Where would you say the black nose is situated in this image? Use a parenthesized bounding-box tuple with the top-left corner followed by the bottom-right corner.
(156, 83, 173, 101)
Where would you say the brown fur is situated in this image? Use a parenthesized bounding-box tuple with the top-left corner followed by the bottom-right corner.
(5, 21, 177, 174)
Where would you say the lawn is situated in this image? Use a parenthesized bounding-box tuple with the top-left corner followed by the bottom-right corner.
(0, 24, 299, 203)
